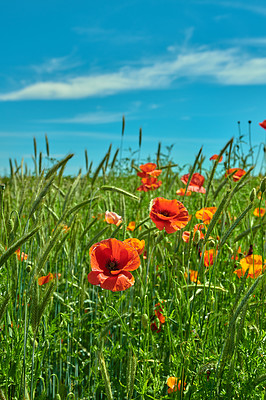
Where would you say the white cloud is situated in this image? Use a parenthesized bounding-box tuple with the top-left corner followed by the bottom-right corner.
(196, 1, 266, 16)
(227, 37, 266, 47)
(43, 111, 126, 124)
(31, 55, 81, 74)
(1, 46, 266, 101)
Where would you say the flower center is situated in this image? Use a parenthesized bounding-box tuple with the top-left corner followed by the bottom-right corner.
(160, 210, 170, 217)
(106, 259, 119, 271)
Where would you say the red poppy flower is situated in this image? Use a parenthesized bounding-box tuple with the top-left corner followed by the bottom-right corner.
(137, 163, 162, 178)
(137, 177, 162, 192)
(149, 197, 189, 234)
(225, 168, 246, 182)
(259, 120, 266, 130)
(87, 238, 141, 291)
(151, 302, 165, 332)
(123, 238, 145, 255)
(181, 173, 206, 193)
(176, 188, 192, 196)
(38, 272, 61, 285)
(210, 154, 223, 162)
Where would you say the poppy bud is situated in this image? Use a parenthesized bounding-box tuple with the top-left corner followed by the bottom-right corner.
(26, 265, 32, 273)
(229, 282, 236, 294)
(7, 219, 14, 234)
(141, 314, 149, 329)
(260, 177, 266, 193)
(208, 239, 215, 247)
(193, 229, 201, 244)
(224, 243, 233, 255)
(249, 188, 256, 203)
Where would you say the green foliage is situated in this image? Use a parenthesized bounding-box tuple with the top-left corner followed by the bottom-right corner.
(0, 134, 265, 400)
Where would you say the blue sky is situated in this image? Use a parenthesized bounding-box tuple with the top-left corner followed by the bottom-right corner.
(1, 0, 266, 175)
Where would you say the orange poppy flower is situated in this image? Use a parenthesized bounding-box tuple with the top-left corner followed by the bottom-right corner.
(182, 223, 205, 243)
(126, 221, 136, 231)
(151, 302, 165, 332)
(167, 377, 186, 393)
(176, 188, 192, 196)
(182, 231, 190, 243)
(105, 211, 122, 226)
(181, 173, 206, 193)
(149, 197, 189, 234)
(253, 207, 265, 217)
(193, 223, 206, 239)
(123, 238, 145, 255)
(210, 154, 223, 162)
(234, 255, 265, 279)
(38, 272, 61, 285)
(201, 249, 217, 267)
(184, 270, 200, 284)
(259, 120, 266, 130)
(195, 207, 217, 224)
(15, 248, 28, 261)
(87, 238, 141, 291)
(137, 163, 162, 178)
(225, 168, 246, 182)
(137, 177, 162, 192)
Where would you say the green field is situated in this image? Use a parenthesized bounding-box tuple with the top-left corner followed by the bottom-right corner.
(0, 135, 265, 399)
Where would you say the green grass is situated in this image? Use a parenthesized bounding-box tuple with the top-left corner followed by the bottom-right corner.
(0, 135, 265, 400)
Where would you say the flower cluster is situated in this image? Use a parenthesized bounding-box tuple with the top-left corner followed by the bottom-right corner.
(136, 163, 162, 192)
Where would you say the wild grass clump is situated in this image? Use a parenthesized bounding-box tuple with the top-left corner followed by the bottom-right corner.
(0, 125, 265, 399)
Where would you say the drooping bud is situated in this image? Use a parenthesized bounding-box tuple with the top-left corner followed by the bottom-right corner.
(260, 177, 266, 194)
(250, 188, 256, 202)
(6, 218, 14, 234)
(193, 229, 201, 244)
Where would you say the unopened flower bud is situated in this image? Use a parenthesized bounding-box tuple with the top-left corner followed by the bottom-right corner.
(260, 177, 266, 194)
(250, 188, 256, 202)
(224, 243, 234, 255)
(7, 218, 14, 234)
(141, 314, 149, 329)
(208, 239, 216, 247)
(193, 229, 201, 244)
(26, 265, 32, 273)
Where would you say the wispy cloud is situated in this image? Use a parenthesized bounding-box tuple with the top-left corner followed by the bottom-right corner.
(196, 1, 266, 16)
(1, 46, 266, 101)
(227, 37, 266, 47)
(42, 111, 127, 124)
(73, 26, 147, 44)
(30, 55, 82, 74)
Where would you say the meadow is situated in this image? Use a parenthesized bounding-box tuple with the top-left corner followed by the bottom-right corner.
(0, 127, 265, 400)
